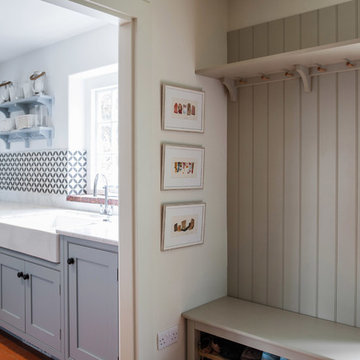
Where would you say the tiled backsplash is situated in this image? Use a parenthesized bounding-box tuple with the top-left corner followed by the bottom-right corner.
(0, 150, 87, 195)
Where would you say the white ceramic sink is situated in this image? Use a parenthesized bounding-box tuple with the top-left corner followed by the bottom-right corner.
(0, 210, 105, 263)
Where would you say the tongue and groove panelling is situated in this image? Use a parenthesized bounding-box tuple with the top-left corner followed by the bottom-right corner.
(227, 0, 360, 63)
(227, 70, 360, 327)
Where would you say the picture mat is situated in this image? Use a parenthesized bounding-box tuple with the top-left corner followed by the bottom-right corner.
(162, 144, 204, 190)
(162, 203, 206, 250)
(162, 85, 204, 132)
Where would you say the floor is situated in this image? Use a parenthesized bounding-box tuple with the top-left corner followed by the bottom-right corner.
(0, 330, 50, 360)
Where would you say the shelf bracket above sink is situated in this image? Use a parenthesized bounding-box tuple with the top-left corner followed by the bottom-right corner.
(295, 65, 311, 93)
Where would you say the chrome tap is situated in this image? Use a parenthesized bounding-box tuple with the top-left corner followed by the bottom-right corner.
(93, 173, 112, 217)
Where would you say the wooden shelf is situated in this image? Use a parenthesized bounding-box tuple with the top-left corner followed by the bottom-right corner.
(196, 38, 360, 80)
(0, 127, 54, 149)
(0, 95, 53, 117)
(199, 350, 229, 360)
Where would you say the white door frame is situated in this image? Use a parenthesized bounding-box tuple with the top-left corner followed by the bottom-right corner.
(42, 1, 135, 359)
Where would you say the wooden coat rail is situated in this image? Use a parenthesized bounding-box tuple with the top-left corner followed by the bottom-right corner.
(221, 58, 360, 102)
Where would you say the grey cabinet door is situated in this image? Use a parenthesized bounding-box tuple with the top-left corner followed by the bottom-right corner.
(0, 254, 25, 332)
(68, 244, 118, 360)
(25, 262, 61, 351)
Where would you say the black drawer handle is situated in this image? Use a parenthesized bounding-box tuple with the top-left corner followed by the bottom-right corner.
(67, 258, 75, 265)
(17, 272, 23, 278)
(23, 274, 30, 280)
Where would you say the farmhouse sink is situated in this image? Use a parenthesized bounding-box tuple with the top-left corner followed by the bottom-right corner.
(0, 210, 104, 263)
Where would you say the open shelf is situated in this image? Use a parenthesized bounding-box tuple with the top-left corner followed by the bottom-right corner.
(0, 127, 54, 149)
(199, 351, 229, 360)
(0, 95, 53, 117)
(196, 38, 360, 80)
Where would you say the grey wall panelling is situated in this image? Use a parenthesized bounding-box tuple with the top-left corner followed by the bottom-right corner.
(252, 84, 268, 305)
(284, 15, 300, 52)
(317, 74, 337, 322)
(268, 19, 284, 56)
(337, 71, 357, 326)
(227, 97, 239, 297)
(358, 0, 360, 37)
(300, 11, 318, 49)
(357, 71, 360, 327)
(227, 67, 360, 327)
(238, 86, 253, 301)
(338, 0, 357, 41)
(319, 6, 337, 45)
(239, 27, 253, 61)
(227, 0, 360, 63)
(283, 79, 300, 313)
(267, 81, 284, 309)
(253, 23, 268, 58)
(227, 31, 239, 64)
(299, 78, 318, 317)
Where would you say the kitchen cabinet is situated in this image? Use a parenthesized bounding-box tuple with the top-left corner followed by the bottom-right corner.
(0, 254, 25, 332)
(0, 234, 118, 360)
(25, 262, 61, 351)
(66, 242, 118, 360)
(0, 253, 61, 352)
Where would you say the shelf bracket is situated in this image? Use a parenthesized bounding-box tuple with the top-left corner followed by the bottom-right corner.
(296, 65, 311, 93)
(221, 78, 238, 102)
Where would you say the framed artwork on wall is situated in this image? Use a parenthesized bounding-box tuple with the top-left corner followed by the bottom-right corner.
(161, 84, 205, 133)
(161, 202, 206, 251)
(161, 143, 205, 190)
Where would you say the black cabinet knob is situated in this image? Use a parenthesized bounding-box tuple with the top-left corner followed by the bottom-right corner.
(67, 258, 75, 265)
(23, 274, 29, 280)
(17, 272, 23, 278)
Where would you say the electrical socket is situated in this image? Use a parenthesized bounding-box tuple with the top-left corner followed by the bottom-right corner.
(157, 326, 178, 350)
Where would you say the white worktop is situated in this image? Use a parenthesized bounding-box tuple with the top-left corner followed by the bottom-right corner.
(0, 201, 118, 246)
(183, 296, 360, 360)
(55, 218, 118, 246)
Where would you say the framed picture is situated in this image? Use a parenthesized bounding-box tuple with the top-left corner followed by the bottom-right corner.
(161, 144, 205, 190)
(161, 202, 206, 251)
(162, 84, 205, 133)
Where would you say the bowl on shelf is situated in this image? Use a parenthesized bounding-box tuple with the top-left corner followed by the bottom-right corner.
(15, 114, 36, 130)
(0, 117, 15, 132)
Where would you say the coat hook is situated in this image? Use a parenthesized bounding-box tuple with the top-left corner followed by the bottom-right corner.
(316, 64, 326, 73)
(345, 59, 354, 68)
(284, 71, 294, 78)
(261, 74, 270, 81)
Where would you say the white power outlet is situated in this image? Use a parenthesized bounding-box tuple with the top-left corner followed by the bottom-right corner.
(157, 326, 178, 350)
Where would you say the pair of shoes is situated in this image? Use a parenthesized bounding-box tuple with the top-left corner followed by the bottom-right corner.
(241, 347, 262, 360)
(261, 352, 288, 360)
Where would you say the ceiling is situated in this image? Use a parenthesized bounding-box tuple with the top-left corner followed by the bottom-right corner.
(0, 0, 107, 63)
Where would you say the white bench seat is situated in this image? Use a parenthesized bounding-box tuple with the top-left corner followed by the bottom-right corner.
(183, 296, 360, 360)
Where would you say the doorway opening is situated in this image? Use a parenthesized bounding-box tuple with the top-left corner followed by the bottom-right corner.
(0, 0, 134, 359)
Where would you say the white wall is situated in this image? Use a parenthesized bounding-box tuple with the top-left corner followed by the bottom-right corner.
(228, 0, 351, 30)
(67, 0, 228, 359)
(0, 24, 118, 151)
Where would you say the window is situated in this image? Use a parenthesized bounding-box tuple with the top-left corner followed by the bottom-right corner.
(68, 64, 118, 197)
(91, 84, 118, 194)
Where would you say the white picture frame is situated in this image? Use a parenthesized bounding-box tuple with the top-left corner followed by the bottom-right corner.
(161, 202, 206, 251)
(161, 144, 205, 190)
(162, 84, 205, 133)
